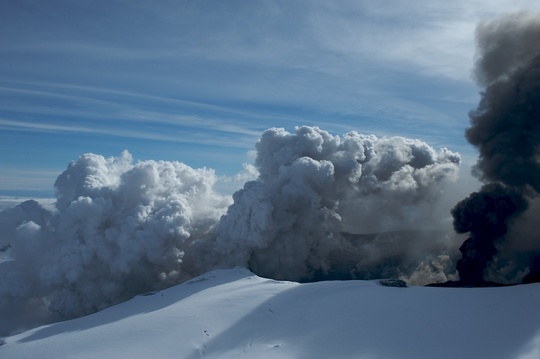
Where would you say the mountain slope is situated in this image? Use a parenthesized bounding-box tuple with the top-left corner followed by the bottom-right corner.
(2, 268, 540, 359)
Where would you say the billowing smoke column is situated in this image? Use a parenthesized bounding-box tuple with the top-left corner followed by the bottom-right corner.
(451, 184, 528, 284)
(451, 11, 540, 284)
(0, 151, 231, 336)
(2, 10, 539, 337)
(0, 127, 462, 336)
(205, 126, 461, 282)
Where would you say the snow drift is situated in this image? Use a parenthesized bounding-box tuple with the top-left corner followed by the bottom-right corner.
(2, 268, 540, 359)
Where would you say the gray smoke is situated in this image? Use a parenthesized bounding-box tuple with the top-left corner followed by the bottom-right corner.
(0, 151, 231, 336)
(468, 12, 540, 188)
(451, 11, 540, 284)
(203, 126, 461, 282)
(473, 11, 540, 87)
(451, 183, 528, 284)
(0, 127, 462, 336)
(3, 10, 540, 337)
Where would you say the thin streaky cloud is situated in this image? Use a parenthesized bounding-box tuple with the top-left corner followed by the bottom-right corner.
(0, 85, 121, 109)
(2, 0, 540, 194)
(0, 81, 303, 126)
(0, 83, 267, 137)
(1, 81, 236, 115)
(0, 119, 256, 149)
(0, 169, 60, 190)
(0, 97, 263, 139)
(0, 80, 472, 152)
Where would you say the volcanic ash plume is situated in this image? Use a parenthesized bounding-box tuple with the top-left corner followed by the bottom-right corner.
(204, 126, 461, 282)
(469, 11, 540, 188)
(0, 151, 231, 336)
(451, 11, 540, 284)
(451, 184, 528, 284)
(0, 126, 463, 335)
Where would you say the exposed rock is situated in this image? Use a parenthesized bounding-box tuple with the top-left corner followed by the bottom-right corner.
(379, 279, 407, 287)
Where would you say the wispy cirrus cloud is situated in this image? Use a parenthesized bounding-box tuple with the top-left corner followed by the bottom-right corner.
(0, 118, 257, 149)
(0, 82, 266, 143)
(2, 0, 540, 193)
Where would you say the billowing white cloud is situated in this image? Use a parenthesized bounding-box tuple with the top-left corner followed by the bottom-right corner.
(0, 151, 231, 335)
(0, 127, 465, 336)
(204, 126, 461, 281)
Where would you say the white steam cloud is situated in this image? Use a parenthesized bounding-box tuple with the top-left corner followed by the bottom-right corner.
(0, 127, 461, 336)
(0, 151, 231, 335)
(205, 127, 461, 281)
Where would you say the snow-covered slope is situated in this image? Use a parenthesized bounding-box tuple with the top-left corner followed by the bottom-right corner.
(2, 268, 540, 359)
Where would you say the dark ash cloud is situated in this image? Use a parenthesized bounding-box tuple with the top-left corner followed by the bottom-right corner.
(452, 11, 540, 285)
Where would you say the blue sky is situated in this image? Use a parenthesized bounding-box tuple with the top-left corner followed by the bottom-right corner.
(2, 0, 539, 197)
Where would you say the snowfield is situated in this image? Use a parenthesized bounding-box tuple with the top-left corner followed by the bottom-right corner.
(2, 268, 540, 359)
